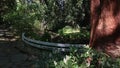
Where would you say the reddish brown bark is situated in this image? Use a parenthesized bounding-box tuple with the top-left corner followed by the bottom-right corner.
(90, 0, 120, 57)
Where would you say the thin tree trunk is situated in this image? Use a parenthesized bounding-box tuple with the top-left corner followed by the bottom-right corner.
(90, 0, 120, 57)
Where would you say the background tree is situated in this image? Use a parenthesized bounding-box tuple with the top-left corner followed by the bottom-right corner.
(0, 0, 16, 27)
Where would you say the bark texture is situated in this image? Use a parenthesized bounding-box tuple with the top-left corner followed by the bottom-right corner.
(90, 0, 120, 57)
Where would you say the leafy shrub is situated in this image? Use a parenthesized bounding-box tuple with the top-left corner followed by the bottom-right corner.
(58, 26, 90, 43)
(58, 26, 80, 35)
(52, 46, 120, 68)
(44, 0, 90, 31)
(3, 0, 90, 34)
(2, 0, 90, 43)
(32, 46, 120, 68)
(3, 0, 47, 34)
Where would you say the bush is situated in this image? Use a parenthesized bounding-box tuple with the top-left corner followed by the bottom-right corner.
(32, 46, 120, 68)
(3, 0, 90, 33)
(44, 0, 90, 31)
(52, 46, 120, 68)
(58, 26, 90, 40)
(2, 0, 90, 44)
(3, 0, 47, 34)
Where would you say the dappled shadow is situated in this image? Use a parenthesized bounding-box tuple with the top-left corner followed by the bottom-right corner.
(0, 26, 40, 67)
(0, 26, 19, 42)
(0, 25, 38, 67)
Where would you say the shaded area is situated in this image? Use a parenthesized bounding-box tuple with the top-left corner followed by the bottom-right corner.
(0, 25, 37, 68)
(0, 24, 64, 68)
(0, 42, 36, 68)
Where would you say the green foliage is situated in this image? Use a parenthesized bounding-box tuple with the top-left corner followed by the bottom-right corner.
(58, 26, 90, 40)
(3, 0, 47, 33)
(2, 0, 90, 34)
(2, 0, 90, 43)
(44, 0, 90, 31)
(0, 0, 16, 14)
(0, 0, 16, 25)
(25, 25, 90, 44)
(58, 26, 80, 35)
(53, 46, 120, 68)
(32, 46, 120, 68)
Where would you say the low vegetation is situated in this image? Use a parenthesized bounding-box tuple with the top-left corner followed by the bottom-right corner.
(1, 0, 120, 68)
(33, 46, 120, 68)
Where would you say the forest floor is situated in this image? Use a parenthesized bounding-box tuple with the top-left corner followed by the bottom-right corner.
(0, 25, 38, 68)
(0, 42, 37, 68)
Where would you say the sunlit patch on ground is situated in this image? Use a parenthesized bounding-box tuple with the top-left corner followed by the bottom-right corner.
(0, 28, 20, 42)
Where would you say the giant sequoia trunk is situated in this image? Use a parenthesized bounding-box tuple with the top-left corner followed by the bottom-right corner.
(90, 0, 120, 57)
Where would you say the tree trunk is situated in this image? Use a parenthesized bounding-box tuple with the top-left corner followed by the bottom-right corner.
(90, 0, 120, 57)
